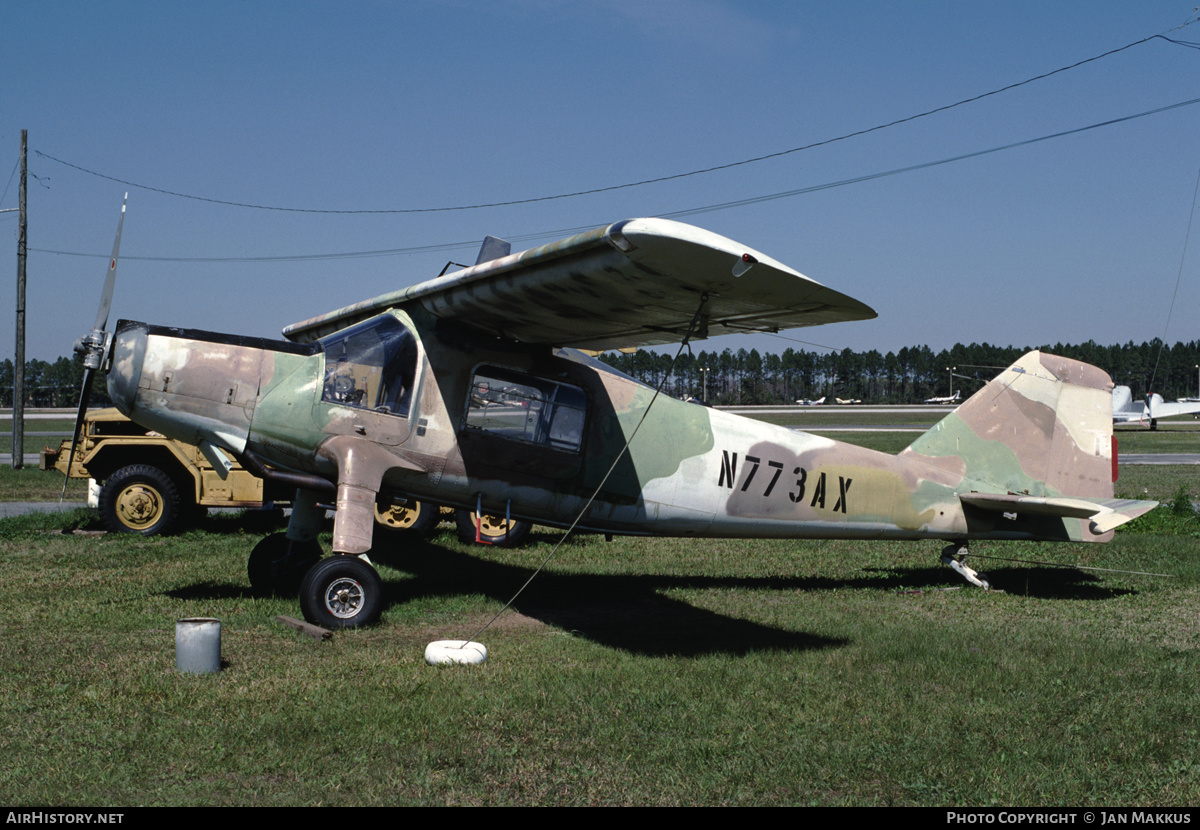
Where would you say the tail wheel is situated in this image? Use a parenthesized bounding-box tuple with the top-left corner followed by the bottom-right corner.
(374, 499, 440, 536)
(299, 556, 384, 629)
(98, 464, 182, 536)
(454, 509, 531, 547)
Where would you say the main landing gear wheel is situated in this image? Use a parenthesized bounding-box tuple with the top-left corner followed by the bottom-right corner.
(940, 543, 991, 589)
(299, 555, 385, 629)
(374, 499, 440, 536)
(454, 509, 531, 547)
(99, 464, 181, 536)
(247, 533, 322, 597)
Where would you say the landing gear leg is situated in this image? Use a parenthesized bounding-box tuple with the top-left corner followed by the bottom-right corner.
(940, 543, 991, 589)
(248, 533, 321, 596)
(248, 487, 328, 596)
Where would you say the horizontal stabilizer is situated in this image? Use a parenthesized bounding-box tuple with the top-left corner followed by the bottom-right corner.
(959, 492, 1157, 534)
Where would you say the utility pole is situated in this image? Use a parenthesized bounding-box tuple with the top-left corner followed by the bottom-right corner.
(12, 130, 26, 469)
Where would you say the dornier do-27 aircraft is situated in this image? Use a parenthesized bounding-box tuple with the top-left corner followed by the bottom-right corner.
(70, 203, 1158, 629)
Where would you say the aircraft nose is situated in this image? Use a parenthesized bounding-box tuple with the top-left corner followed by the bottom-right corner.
(106, 320, 148, 417)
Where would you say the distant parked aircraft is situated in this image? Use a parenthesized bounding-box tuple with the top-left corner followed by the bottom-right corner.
(1112, 385, 1200, 429)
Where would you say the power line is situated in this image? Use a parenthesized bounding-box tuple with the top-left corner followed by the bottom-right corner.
(31, 25, 1196, 216)
(29, 96, 1200, 265)
(663, 97, 1200, 220)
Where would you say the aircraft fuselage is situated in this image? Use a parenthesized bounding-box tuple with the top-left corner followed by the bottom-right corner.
(106, 306, 1124, 558)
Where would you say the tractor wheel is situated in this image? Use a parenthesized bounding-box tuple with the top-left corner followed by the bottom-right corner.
(454, 509, 531, 547)
(99, 464, 182, 536)
(374, 499, 440, 536)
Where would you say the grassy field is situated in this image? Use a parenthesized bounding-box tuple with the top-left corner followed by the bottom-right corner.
(0, 466, 89, 501)
(0, 491, 1198, 806)
(2, 410, 1198, 805)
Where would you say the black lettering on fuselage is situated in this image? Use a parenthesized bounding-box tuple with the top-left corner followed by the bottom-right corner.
(810, 471, 826, 509)
(717, 450, 849, 513)
(740, 455, 761, 492)
(833, 476, 853, 513)
(763, 460, 784, 497)
(788, 466, 807, 503)
(719, 451, 737, 488)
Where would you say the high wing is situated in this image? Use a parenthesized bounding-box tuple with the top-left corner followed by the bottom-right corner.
(282, 218, 877, 349)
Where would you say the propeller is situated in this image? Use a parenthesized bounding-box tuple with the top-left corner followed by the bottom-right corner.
(61, 194, 127, 502)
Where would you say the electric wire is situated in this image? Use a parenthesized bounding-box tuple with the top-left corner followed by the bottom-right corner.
(0, 155, 19, 210)
(29, 23, 1198, 217)
(28, 96, 1200, 266)
(1146, 160, 1200, 395)
(663, 97, 1200, 219)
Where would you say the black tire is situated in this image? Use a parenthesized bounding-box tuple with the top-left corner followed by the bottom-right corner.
(247, 532, 322, 597)
(374, 499, 440, 536)
(98, 464, 182, 536)
(454, 509, 531, 547)
(299, 555, 384, 629)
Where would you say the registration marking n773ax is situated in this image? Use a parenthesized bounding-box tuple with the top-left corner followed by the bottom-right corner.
(718, 450, 852, 513)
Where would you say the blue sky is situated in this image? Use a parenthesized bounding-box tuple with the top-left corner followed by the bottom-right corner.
(3, 1, 1199, 361)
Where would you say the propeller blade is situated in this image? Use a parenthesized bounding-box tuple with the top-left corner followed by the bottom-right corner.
(93, 193, 127, 333)
(60, 366, 96, 503)
(62, 195, 127, 502)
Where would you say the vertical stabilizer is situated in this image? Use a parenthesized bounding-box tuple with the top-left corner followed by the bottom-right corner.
(901, 351, 1115, 499)
(475, 235, 512, 265)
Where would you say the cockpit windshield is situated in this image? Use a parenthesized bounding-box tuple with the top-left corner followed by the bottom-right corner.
(319, 315, 418, 417)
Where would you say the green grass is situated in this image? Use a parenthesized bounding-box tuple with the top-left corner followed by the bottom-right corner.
(0, 500, 1197, 806)
(1115, 426, 1200, 454)
(0, 418, 74, 455)
(0, 465, 88, 501)
(1115, 466, 1199, 503)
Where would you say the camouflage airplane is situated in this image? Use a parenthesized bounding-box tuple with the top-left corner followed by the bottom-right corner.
(70, 207, 1157, 629)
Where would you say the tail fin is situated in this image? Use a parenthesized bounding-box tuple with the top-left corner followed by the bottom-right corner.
(900, 351, 1156, 539)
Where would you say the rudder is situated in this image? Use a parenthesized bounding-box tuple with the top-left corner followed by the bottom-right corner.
(901, 351, 1115, 500)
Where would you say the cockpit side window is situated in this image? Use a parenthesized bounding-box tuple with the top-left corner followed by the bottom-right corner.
(319, 315, 418, 417)
(464, 366, 586, 453)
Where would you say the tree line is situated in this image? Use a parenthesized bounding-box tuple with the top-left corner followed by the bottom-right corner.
(4, 338, 1199, 408)
(0, 356, 110, 408)
(597, 339, 1200, 406)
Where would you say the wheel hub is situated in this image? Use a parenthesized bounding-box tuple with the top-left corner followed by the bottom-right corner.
(376, 504, 417, 529)
(324, 577, 364, 618)
(116, 485, 161, 529)
(478, 515, 511, 537)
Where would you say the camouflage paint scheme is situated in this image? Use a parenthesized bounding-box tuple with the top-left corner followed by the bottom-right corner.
(104, 219, 1156, 567)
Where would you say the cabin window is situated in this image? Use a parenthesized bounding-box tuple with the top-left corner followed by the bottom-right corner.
(464, 367, 586, 452)
(319, 315, 418, 416)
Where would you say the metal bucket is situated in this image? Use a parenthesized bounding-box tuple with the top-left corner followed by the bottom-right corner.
(175, 617, 221, 674)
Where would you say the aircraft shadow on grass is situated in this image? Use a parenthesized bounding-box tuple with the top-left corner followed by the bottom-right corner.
(860, 562, 1136, 600)
(164, 529, 1133, 658)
